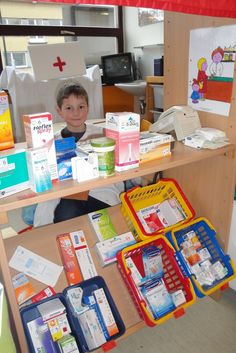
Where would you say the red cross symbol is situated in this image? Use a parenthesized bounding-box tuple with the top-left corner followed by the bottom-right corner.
(53, 56, 66, 72)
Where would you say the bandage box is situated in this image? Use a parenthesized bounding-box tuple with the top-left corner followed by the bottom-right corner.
(23, 112, 58, 182)
(0, 149, 29, 198)
(105, 112, 140, 171)
(0, 90, 14, 151)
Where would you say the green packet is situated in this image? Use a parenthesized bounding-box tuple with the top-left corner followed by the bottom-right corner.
(88, 208, 117, 241)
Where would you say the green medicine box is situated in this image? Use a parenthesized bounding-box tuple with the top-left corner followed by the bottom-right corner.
(0, 149, 29, 198)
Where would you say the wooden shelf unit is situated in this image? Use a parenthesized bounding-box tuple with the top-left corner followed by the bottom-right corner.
(2, 9, 236, 353)
(0, 142, 236, 353)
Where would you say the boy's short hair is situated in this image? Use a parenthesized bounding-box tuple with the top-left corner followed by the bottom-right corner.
(56, 79, 89, 108)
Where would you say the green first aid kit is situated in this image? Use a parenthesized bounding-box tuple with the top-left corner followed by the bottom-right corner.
(0, 149, 29, 198)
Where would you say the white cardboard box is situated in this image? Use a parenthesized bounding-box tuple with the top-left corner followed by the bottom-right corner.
(105, 112, 140, 171)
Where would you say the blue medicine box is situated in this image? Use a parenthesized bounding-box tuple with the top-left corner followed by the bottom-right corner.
(55, 137, 76, 181)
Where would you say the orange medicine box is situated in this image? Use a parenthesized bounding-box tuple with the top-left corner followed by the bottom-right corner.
(57, 233, 83, 285)
(0, 90, 14, 151)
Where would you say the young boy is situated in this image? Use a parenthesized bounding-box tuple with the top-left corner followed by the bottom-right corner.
(54, 80, 116, 223)
(32, 80, 123, 226)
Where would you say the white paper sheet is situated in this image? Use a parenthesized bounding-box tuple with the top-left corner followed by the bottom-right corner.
(9, 246, 63, 287)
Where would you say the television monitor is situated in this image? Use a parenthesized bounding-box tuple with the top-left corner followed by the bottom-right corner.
(101, 52, 137, 84)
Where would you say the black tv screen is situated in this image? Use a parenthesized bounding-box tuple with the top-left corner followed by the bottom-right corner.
(101, 52, 136, 84)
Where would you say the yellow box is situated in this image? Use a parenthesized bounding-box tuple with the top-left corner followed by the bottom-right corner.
(0, 91, 14, 151)
(140, 142, 171, 163)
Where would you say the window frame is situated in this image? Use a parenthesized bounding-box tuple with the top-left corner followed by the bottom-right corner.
(7, 51, 28, 68)
(0, 6, 124, 73)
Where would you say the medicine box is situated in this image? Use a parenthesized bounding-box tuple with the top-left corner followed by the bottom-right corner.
(105, 112, 140, 172)
(23, 112, 58, 182)
(0, 90, 14, 151)
(139, 132, 173, 154)
(27, 147, 52, 193)
(140, 143, 171, 162)
(20, 276, 125, 353)
(95, 231, 136, 266)
(0, 148, 29, 198)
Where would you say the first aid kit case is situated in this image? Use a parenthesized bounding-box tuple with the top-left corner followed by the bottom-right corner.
(20, 276, 125, 353)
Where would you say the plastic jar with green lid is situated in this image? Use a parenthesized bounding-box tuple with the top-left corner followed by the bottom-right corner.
(91, 137, 115, 177)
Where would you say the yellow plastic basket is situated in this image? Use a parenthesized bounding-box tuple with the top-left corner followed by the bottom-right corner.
(120, 178, 195, 242)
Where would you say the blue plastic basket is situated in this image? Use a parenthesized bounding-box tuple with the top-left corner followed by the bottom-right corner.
(169, 217, 236, 297)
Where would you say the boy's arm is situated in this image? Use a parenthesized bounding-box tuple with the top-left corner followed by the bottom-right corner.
(64, 191, 89, 200)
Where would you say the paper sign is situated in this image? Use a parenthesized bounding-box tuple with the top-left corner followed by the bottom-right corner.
(28, 41, 86, 81)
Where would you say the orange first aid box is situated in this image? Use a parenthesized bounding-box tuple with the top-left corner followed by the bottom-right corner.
(0, 91, 14, 151)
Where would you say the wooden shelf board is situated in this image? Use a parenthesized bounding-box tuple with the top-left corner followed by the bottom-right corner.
(0, 142, 235, 213)
(146, 76, 164, 84)
(3, 205, 145, 352)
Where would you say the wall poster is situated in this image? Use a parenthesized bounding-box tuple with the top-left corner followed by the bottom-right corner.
(188, 24, 236, 116)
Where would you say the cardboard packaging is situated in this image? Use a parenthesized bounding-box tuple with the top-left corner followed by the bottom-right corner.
(23, 112, 58, 182)
(0, 149, 29, 199)
(26, 147, 52, 193)
(0, 90, 14, 151)
(105, 112, 140, 171)
(57, 233, 83, 285)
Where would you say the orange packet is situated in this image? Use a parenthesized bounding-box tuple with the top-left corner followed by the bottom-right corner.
(0, 91, 14, 151)
(57, 233, 83, 285)
(12, 273, 36, 305)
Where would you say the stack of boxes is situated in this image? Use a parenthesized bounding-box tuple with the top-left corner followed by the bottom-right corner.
(0, 91, 29, 198)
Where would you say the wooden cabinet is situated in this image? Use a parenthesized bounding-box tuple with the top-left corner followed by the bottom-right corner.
(102, 85, 134, 115)
(1, 10, 236, 353)
(145, 76, 164, 122)
(0, 141, 235, 353)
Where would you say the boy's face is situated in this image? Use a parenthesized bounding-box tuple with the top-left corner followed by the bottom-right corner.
(57, 94, 88, 132)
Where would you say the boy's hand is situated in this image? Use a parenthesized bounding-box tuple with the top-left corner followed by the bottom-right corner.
(64, 191, 89, 201)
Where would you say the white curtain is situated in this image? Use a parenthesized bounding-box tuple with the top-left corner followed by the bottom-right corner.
(0, 65, 104, 142)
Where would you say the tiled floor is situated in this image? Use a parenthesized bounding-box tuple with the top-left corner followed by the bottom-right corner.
(113, 289, 236, 353)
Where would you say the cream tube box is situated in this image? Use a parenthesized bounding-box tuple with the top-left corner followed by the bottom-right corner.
(105, 112, 140, 171)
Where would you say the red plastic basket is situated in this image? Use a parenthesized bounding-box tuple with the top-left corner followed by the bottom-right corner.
(117, 235, 196, 327)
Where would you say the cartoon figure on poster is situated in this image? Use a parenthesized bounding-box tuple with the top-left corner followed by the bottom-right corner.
(197, 57, 208, 100)
(188, 24, 236, 116)
(190, 79, 200, 103)
(209, 46, 224, 77)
